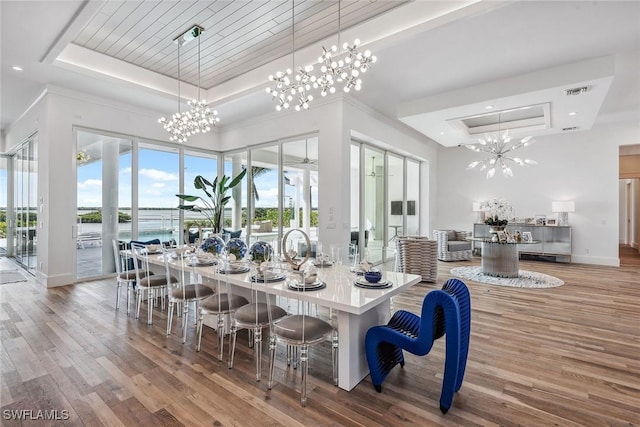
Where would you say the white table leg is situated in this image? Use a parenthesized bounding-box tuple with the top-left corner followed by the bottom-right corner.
(336, 300, 391, 391)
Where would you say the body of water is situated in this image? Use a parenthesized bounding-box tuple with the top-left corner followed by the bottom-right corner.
(77, 208, 204, 244)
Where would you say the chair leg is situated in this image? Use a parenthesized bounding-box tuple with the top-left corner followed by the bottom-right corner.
(136, 288, 143, 319)
(217, 314, 225, 361)
(182, 300, 189, 344)
(167, 300, 174, 336)
(254, 327, 262, 382)
(300, 345, 309, 407)
(115, 281, 122, 310)
(193, 301, 199, 326)
(147, 289, 154, 325)
(196, 309, 204, 352)
(126, 282, 133, 315)
(268, 334, 276, 389)
(332, 331, 339, 386)
(228, 324, 237, 369)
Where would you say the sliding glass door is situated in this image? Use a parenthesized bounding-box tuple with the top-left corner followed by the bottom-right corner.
(137, 142, 179, 244)
(12, 136, 38, 273)
(364, 147, 385, 264)
(352, 142, 421, 266)
(0, 157, 8, 256)
(76, 130, 132, 279)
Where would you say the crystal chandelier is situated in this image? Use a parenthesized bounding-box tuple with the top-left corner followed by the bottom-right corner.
(266, 0, 376, 111)
(465, 113, 537, 179)
(159, 25, 219, 142)
(266, 1, 314, 112)
(315, 0, 377, 97)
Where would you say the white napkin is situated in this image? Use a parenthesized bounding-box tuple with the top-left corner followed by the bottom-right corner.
(359, 260, 372, 272)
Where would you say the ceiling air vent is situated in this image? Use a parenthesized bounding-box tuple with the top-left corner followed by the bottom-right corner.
(565, 86, 590, 96)
(562, 126, 579, 131)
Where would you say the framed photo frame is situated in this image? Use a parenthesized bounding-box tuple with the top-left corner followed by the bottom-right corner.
(522, 231, 533, 242)
(535, 215, 546, 226)
(547, 218, 557, 226)
(497, 230, 507, 242)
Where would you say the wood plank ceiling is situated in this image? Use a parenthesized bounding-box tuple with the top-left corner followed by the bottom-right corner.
(73, 0, 406, 89)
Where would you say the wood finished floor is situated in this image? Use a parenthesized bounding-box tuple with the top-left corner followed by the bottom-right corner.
(1, 248, 639, 426)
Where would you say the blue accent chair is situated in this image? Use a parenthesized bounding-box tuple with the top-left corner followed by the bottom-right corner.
(365, 278, 471, 414)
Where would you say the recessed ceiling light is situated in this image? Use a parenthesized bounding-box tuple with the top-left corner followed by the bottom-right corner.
(439, 131, 445, 135)
(12, 66, 23, 71)
(485, 105, 494, 110)
(569, 111, 577, 116)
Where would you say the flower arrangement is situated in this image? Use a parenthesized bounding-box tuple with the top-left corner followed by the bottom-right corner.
(480, 198, 514, 226)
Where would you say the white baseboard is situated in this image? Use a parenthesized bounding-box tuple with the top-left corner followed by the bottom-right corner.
(36, 271, 75, 288)
(571, 255, 620, 267)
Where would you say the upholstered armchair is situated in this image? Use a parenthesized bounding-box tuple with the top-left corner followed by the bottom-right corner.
(433, 230, 472, 261)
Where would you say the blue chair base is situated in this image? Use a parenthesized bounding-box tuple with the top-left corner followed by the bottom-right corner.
(365, 278, 471, 414)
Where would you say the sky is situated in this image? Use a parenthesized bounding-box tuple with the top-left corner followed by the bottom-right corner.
(76, 147, 316, 210)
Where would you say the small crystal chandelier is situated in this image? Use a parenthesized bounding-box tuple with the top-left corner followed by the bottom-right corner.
(465, 113, 537, 179)
(159, 25, 219, 142)
(315, 0, 376, 96)
(266, 1, 314, 111)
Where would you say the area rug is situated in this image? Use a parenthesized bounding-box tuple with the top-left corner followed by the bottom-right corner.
(0, 270, 27, 285)
(450, 266, 564, 288)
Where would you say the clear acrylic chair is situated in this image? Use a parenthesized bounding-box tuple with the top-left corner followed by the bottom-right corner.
(228, 260, 288, 381)
(131, 242, 176, 325)
(112, 239, 141, 314)
(165, 249, 214, 343)
(267, 266, 338, 406)
(196, 256, 249, 360)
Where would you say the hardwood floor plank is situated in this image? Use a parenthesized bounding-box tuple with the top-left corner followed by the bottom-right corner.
(4, 336, 48, 382)
(109, 396, 157, 426)
(83, 391, 127, 427)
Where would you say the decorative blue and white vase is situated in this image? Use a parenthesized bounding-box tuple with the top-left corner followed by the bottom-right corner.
(226, 238, 247, 260)
(201, 235, 225, 256)
(249, 241, 273, 264)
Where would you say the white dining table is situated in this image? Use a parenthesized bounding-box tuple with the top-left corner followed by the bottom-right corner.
(148, 254, 421, 391)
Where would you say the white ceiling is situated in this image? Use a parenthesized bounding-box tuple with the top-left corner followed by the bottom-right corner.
(2, 0, 640, 146)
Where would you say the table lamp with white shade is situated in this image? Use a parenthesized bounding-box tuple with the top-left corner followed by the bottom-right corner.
(551, 201, 575, 226)
(472, 202, 483, 224)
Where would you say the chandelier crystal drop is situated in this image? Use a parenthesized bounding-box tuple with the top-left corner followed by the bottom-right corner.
(466, 128, 537, 179)
(159, 25, 219, 142)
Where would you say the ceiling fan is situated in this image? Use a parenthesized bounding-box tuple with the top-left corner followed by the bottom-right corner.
(368, 156, 384, 178)
(284, 140, 317, 168)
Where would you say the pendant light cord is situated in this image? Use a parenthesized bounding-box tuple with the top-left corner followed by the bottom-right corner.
(291, 0, 295, 69)
(337, 0, 341, 50)
(177, 40, 181, 114)
(197, 28, 201, 101)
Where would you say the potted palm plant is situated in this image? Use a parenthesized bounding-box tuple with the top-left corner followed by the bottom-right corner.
(176, 169, 247, 234)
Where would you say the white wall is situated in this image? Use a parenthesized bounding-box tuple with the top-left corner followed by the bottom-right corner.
(435, 120, 640, 266)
